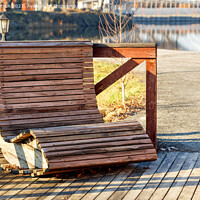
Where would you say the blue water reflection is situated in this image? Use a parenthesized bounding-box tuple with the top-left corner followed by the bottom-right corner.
(7, 22, 200, 52)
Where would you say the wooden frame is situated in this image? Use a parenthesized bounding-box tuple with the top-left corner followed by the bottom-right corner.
(93, 43, 157, 147)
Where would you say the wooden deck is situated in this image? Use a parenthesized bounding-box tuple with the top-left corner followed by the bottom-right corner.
(0, 152, 199, 200)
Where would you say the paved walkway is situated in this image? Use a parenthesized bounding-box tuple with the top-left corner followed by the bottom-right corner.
(0, 152, 200, 200)
(158, 50, 200, 151)
(132, 49, 200, 151)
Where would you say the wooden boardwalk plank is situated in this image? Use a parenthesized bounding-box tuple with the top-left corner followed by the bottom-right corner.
(23, 177, 62, 200)
(15, 177, 51, 200)
(163, 153, 199, 200)
(178, 153, 200, 200)
(0, 176, 38, 200)
(136, 152, 178, 200)
(67, 176, 103, 200)
(81, 168, 122, 200)
(122, 153, 166, 200)
(94, 164, 138, 200)
(37, 178, 75, 200)
(0, 174, 27, 197)
(192, 181, 200, 200)
(0, 152, 199, 200)
(108, 162, 150, 200)
(53, 177, 89, 200)
(149, 152, 188, 200)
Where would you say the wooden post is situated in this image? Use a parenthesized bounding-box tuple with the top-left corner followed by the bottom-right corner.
(146, 58, 157, 147)
(93, 43, 157, 148)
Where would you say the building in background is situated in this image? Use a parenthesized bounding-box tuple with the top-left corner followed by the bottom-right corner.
(0, 0, 200, 12)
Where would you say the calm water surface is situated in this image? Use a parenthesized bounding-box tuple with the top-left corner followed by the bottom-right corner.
(7, 22, 200, 52)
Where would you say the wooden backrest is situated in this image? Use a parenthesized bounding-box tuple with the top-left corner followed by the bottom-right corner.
(0, 41, 103, 139)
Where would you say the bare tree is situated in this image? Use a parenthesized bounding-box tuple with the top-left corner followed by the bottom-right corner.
(99, 0, 136, 107)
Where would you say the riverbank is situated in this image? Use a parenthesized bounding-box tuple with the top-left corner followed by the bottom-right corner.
(6, 10, 102, 31)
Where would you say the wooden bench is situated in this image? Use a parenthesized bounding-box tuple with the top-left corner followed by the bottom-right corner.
(0, 41, 157, 176)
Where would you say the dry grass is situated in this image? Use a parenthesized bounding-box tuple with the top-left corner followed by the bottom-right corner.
(94, 61, 146, 122)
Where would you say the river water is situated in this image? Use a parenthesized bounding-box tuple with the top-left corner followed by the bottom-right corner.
(7, 21, 200, 52)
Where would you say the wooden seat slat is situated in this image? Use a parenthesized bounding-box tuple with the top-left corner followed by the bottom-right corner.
(1, 63, 92, 71)
(2, 68, 83, 76)
(0, 40, 92, 47)
(1, 104, 98, 115)
(2, 79, 83, 88)
(3, 94, 94, 104)
(1, 84, 84, 93)
(0, 47, 92, 55)
(44, 139, 152, 153)
(41, 134, 149, 148)
(3, 98, 96, 108)
(48, 149, 156, 163)
(0, 109, 100, 121)
(0, 41, 157, 174)
(2, 90, 85, 98)
(0, 57, 92, 65)
(0, 51, 92, 60)
(0, 113, 102, 126)
(1, 74, 83, 82)
(49, 153, 157, 169)
(36, 130, 145, 143)
(45, 144, 154, 157)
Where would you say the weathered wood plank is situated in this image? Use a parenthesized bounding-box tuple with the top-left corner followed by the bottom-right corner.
(0, 175, 27, 197)
(164, 153, 199, 200)
(41, 134, 148, 148)
(11, 177, 51, 200)
(37, 131, 145, 143)
(94, 164, 137, 200)
(95, 59, 144, 95)
(0, 109, 99, 121)
(150, 152, 188, 200)
(81, 168, 122, 200)
(0, 177, 38, 199)
(52, 177, 89, 200)
(44, 139, 152, 153)
(49, 153, 157, 169)
(1, 113, 101, 127)
(177, 153, 200, 200)
(0, 51, 92, 60)
(37, 121, 142, 133)
(1, 68, 82, 76)
(136, 152, 178, 200)
(35, 124, 143, 138)
(0, 46, 91, 55)
(48, 149, 156, 163)
(2, 90, 84, 99)
(1, 73, 83, 82)
(0, 40, 92, 47)
(3, 99, 96, 109)
(23, 177, 62, 200)
(46, 144, 154, 158)
(0, 57, 92, 65)
(192, 182, 200, 200)
(2, 79, 83, 88)
(1, 84, 83, 93)
(108, 162, 150, 200)
(66, 176, 103, 200)
(1, 62, 91, 71)
(37, 178, 75, 200)
(3, 94, 93, 104)
(122, 153, 166, 200)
